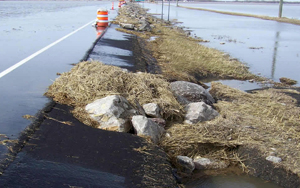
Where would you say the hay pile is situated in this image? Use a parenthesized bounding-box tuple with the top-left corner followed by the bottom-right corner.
(161, 82, 300, 174)
(45, 61, 183, 127)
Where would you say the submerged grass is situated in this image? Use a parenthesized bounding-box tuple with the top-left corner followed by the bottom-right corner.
(179, 5, 300, 26)
(45, 61, 183, 127)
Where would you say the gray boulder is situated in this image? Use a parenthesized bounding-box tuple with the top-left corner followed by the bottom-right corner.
(170, 81, 215, 105)
(139, 21, 151, 31)
(193, 158, 212, 170)
(184, 102, 219, 124)
(176, 156, 195, 174)
(131, 115, 165, 144)
(193, 157, 229, 170)
(85, 95, 136, 132)
(143, 103, 161, 118)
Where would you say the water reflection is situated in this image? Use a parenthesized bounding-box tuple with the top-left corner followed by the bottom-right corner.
(185, 174, 283, 188)
(96, 26, 107, 38)
(271, 31, 280, 79)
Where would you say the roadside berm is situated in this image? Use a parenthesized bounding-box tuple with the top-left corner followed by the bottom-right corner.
(46, 3, 300, 188)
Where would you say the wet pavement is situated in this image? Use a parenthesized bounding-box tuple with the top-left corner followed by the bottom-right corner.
(0, 103, 176, 188)
(88, 24, 137, 71)
(0, 1, 117, 142)
(144, 3, 300, 87)
(88, 24, 160, 73)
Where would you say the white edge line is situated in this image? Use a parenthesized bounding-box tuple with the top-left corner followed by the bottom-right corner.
(0, 19, 95, 79)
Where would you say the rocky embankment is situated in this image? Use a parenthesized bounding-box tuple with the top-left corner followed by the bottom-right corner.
(46, 3, 300, 188)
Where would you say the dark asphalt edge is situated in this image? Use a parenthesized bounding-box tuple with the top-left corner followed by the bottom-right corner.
(80, 23, 112, 62)
(0, 99, 56, 175)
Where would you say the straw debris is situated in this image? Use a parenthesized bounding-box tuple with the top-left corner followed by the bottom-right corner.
(45, 61, 183, 128)
(161, 82, 300, 174)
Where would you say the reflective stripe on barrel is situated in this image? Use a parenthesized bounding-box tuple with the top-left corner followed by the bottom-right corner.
(96, 9, 108, 27)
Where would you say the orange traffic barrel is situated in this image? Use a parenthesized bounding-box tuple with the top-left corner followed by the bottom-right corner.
(111, 2, 114, 10)
(96, 8, 108, 27)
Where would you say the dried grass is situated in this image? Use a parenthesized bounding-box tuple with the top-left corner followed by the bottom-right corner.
(45, 61, 183, 127)
(115, 10, 261, 83)
(161, 82, 300, 174)
(149, 25, 261, 82)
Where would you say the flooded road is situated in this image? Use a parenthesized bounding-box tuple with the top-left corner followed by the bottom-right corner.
(0, 1, 116, 151)
(145, 3, 300, 87)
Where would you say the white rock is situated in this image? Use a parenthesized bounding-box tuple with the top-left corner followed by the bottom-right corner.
(85, 95, 136, 132)
(143, 103, 161, 118)
(266, 156, 282, 163)
(176, 156, 195, 174)
(120, 23, 134, 30)
(184, 102, 219, 124)
(131, 115, 165, 144)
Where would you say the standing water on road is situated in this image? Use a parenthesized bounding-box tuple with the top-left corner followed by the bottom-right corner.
(144, 3, 300, 87)
(0, 1, 116, 161)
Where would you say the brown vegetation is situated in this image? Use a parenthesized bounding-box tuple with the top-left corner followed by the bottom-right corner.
(161, 82, 300, 174)
(45, 61, 183, 127)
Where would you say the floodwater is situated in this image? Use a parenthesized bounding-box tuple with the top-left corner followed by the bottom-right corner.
(143, 2, 290, 187)
(180, 2, 300, 19)
(185, 174, 283, 188)
(0, 1, 116, 155)
(145, 2, 300, 88)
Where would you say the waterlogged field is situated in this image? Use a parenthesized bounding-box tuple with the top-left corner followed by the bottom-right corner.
(144, 2, 300, 87)
(181, 2, 300, 19)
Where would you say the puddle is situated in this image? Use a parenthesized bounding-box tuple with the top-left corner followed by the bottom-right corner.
(185, 174, 283, 188)
(203, 79, 266, 91)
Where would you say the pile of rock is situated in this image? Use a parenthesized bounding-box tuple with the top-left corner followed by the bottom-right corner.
(117, 3, 193, 37)
(117, 3, 154, 31)
(85, 81, 218, 144)
(85, 95, 165, 144)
